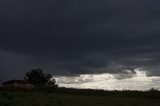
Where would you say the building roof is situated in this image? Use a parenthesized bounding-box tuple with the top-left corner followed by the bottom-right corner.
(3, 80, 31, 84)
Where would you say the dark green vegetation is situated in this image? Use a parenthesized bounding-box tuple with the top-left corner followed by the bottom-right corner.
(24, 69, 57, 87)
(0, 89, 160, 106)
(1, 69, 160, 106)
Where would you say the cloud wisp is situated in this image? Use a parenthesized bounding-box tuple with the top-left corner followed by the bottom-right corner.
(54, 68, 160, 90)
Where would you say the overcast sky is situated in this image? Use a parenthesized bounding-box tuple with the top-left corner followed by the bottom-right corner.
(54, 68, 160, 90)
(1, 0, 160, 90)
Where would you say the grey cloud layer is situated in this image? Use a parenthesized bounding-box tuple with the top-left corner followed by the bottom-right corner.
(1, 0, 160, 80)
(54, 69, 160, 90)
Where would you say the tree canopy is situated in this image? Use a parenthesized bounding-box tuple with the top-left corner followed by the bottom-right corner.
(24, 69, 57, 87)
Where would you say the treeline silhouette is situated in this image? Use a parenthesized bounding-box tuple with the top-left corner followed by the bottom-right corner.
(1, 87, 159, 98)
(0, 69, 160, 99)
(46, 87, 160, 98)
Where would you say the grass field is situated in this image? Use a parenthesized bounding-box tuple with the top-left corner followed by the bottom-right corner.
(0, 91, 160, 106)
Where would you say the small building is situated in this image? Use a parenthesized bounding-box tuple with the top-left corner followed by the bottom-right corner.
(3, 80, 33, 90)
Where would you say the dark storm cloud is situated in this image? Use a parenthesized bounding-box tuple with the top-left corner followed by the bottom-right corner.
(1, 0, 160, 80)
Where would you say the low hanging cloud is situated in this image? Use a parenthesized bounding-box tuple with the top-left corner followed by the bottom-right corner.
(54, 68, 160, 90)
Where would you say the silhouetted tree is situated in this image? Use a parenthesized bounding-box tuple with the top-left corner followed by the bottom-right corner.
(48, 79, 58, 87)
(24, 69, 57, 87)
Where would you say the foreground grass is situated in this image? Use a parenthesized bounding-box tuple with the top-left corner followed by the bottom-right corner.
(0, 91, 160, 106)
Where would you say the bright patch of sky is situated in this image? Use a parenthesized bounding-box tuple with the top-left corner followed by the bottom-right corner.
(53, 68, 160, 91)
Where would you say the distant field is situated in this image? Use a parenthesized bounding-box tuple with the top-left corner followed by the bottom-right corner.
(0, 91, 160, 106)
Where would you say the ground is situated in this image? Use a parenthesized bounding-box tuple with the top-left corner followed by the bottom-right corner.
(0, 91, 160, 106)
